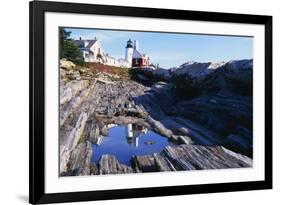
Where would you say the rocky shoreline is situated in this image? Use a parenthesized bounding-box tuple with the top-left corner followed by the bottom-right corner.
(59, 59, 253, 176)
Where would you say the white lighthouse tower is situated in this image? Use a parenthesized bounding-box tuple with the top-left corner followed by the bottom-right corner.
(125, 39, 134, 66)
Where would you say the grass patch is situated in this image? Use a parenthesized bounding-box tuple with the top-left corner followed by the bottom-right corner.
(77, 62, 132, 80)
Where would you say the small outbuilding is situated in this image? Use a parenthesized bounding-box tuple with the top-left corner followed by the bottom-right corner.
(132, 49, 150, 67)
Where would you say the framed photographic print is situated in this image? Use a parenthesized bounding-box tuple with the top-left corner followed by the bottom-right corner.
(29, 0, 272, 204)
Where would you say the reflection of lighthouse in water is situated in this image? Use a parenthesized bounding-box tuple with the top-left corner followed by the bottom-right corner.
(126, 124, 148, 147)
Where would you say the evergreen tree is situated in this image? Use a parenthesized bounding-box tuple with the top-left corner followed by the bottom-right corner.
(59, 28, 84, 64)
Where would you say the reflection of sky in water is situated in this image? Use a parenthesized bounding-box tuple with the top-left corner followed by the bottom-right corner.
(92, 125, 174, 166)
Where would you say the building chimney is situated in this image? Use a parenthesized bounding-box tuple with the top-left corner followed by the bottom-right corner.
(134, 40, 139, 51)
(79, 37, 82, 40)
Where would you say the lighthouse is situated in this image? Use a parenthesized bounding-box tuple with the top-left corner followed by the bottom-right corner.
(125, 39, 134, 66)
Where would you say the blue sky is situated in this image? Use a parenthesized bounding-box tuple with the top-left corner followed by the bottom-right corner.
(65, 27, 253, 68)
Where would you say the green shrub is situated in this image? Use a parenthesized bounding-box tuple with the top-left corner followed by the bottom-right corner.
(59, 28, 84, 65)
(173, 74, 202, 98)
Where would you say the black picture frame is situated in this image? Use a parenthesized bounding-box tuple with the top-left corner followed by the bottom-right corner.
(29, 1, 272, 204)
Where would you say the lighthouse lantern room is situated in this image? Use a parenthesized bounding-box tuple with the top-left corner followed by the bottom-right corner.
(125, 39, 150, 68)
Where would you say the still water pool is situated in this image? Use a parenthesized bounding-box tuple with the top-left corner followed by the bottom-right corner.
(92, 124, 174, 166)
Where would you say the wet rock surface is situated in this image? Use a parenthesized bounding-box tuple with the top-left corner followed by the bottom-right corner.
(99, 154, 134, 175)
(59, 59, 253, 176)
